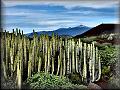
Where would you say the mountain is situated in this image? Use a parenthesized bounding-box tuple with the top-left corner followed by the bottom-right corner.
(74, 23, 120, 38)
(26, 25, 91, 37)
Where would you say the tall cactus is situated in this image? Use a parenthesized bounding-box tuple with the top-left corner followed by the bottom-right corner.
(47, 41, 51, 73)
(78, 39, 82, 75)
(56, 38, 62, 75)
(96, 55, 101, 81)
(92, 42, 95, 82)
(1, 30, 102, 88)
(75, 42, 79, 73)
(72, 39, 75, 73)
(44, 37, 48, 73)
(51, 33, 55, 74)
(63, 49, 66, 76)
(67, 40, 70, 74)
(1, 32, 7, 79)
(82, 43, 87, 82)
(69, 39, 72, 73)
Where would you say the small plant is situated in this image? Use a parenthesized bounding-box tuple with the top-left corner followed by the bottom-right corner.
(25, 72, 88, 89)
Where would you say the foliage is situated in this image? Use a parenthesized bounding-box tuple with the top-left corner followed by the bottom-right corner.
(108, 46, 120, 89)
(67, 73, 82, 85)
(25, 72, 88, 89)
(81, 36, 97, 43)
(98, 45, 117, 77)
(99, 45, 117, 66)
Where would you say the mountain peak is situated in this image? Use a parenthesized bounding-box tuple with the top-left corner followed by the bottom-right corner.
(26, 25, 91, 37)
(78, 25, 87, 27)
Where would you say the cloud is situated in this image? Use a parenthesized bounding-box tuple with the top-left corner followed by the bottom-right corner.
(2, 0, 119, 9)
(2, 0, 119, 33)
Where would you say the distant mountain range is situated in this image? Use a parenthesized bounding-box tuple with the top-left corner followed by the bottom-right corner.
(26, 25, 91, 37)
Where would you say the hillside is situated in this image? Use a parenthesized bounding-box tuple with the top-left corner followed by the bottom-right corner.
(74, 24, 120, 38)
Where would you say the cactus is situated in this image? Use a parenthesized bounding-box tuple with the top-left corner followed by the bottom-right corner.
(47, 41, 50, 73)
(96, 55, 101, 81)
(72, 39, 75, 73)
(10, 47, 14, 76)
(92, 42, 95, 82)
(75, 42, 79, 73)
(51, 34, 55, 74)
(67, 40, 70, 74)
(78, 39, 82, 75)
(69, 39, 72, 73)
(38, 56, 42, 73)
(1, 30, 102, 87)
(63, 49, 66, 76)
(82, 43, 87, 82)
(56, 55, 60, 75)
(23, 37, 27, 69)
(1, 33, 7, 79)
(56, 38, 62, 75)
(60, 61, 63, 76)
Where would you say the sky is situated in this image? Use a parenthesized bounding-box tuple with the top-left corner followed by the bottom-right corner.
(2, 0, 119, 34)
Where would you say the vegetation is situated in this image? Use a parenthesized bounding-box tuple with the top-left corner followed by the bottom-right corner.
(1, 29, 102, 89)
(99, 45, 117, 78)
(25, 72, 88, 89)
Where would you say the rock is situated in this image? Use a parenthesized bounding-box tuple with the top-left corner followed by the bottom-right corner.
(95, 75, 109, 89)
(87, 83, 102, 90)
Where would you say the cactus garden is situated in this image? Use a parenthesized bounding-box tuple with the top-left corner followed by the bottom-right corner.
(1, 29, 103, 89)
(1, 0, 120, 89)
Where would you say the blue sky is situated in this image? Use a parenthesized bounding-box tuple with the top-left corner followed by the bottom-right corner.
(2, 0, 119, 34)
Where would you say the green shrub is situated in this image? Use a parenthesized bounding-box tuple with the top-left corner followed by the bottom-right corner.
(67, 73, 82, 85)
(99, 45, 117, 66)
(99, 45, 118, 78)
(25, 72, 88, 89)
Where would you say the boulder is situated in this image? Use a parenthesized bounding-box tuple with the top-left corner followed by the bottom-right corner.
(87, 83, 102, 90)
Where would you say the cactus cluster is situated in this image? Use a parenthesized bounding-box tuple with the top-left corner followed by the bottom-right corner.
(1, 29, 101, 88)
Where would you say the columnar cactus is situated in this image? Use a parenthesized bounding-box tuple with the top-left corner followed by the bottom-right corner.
(47, 41, 51, 73)
(38, 56, 42, 72)
(44, 37, 48, 73)
(96, 55, 101, 81)
(67, 40, 70, 74)
(51, 33, 55, 74)
(56, 38, 62, 75)
(78, 39, 82, 75)
(75, 42, 79, 73)
(69, 39, 72, 73)
(82, 43, 87, 82)
(1, 32, 7, 79)
(92, 42, 95, 82)
(1, 29, 102, 88)
(63, 49, 66, 76)
(72, 39, 75, 73)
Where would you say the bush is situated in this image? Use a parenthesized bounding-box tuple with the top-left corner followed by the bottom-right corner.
(67, 73, 82, 85)
(25, 72, 88, 89)
(99, 45, 118, 78)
